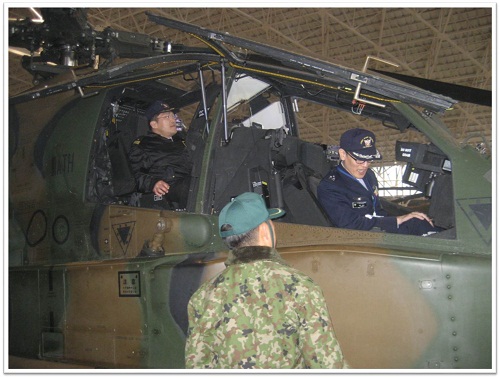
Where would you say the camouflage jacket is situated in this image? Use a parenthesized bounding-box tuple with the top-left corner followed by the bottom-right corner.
(185, 246, 347, 369)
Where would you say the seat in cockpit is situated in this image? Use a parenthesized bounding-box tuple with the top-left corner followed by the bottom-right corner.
(276, 136, 332, 227)
(107, 111, 149, 197)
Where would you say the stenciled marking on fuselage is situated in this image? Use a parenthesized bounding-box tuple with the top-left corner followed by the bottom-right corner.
(112, 221, 136, 256)
(51, 153, 74, 176)
(52, 214, 70, 244)
(118, 271, 141, 297)
(26, 209, 48, 247)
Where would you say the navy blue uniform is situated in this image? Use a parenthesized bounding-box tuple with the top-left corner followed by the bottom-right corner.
(317, 164, 439, 236)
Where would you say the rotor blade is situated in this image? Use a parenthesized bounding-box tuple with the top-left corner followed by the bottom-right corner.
(370, 69, 491, 107)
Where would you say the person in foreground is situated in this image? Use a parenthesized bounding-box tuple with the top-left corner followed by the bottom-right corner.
(185, 192, 347, 369)
(317, 128, 441, 236)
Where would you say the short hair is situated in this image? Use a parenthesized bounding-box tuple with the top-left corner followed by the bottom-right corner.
(220, 223, 259, 249)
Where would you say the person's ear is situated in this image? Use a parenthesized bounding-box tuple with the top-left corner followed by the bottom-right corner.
(256, 223, 267, 244)
(149, 119, 157, 129)
(339, 148, 347, 161)
(258, 221, 275, 248)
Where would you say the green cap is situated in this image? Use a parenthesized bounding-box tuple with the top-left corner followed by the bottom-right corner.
(219, 192, 285, 238)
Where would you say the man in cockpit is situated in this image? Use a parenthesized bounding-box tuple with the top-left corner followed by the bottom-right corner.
(128, 101, 191, 209)
(317, 128, 441, 236)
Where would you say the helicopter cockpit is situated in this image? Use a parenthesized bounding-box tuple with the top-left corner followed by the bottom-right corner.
(85, 69, 457, 239)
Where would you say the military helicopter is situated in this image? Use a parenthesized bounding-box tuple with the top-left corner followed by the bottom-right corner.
(8, 9, 492, 369)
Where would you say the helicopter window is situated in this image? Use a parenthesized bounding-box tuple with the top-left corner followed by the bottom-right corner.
(227, 75, 271, 110)
(227, 75, 287, 131)
(239, 101, 287, 130)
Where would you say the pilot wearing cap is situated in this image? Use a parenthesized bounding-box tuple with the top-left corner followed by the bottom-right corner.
(128, 100, 191, 209)
(317, 128, 440, 236)
(185, 192, 347, 369)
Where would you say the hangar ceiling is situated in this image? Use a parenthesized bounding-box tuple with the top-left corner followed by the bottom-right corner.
(8, 7, 493, 161)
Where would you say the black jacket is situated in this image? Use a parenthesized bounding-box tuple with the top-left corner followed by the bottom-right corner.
(128, 131, 192, 193)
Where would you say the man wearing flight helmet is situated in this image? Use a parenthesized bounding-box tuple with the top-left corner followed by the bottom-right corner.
(128, 101, 191, 209)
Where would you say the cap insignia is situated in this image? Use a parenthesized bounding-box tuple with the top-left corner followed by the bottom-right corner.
(361, 136, 374, 148)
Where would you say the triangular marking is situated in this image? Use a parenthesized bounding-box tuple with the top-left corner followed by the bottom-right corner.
(112, 221, 136, 255)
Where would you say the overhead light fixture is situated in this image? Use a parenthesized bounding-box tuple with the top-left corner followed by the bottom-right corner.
(29, 7, 44, 22)
(8, 8, 44, 23)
